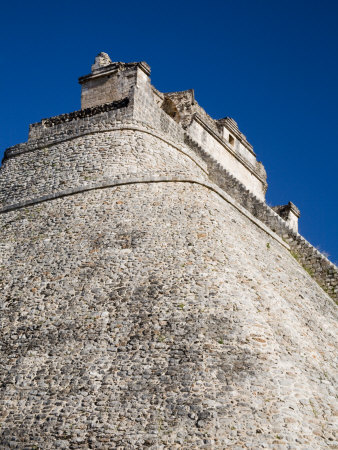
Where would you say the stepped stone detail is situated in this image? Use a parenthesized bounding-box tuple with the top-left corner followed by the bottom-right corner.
(0, 53, 337, 448)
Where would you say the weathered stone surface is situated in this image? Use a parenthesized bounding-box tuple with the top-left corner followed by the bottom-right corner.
(1, 184, 337, 448)
(0, 127, 207, 209)
(91, 52, 113, 72)
(272, 202, 300, 232)
(0, 53, 337, 448)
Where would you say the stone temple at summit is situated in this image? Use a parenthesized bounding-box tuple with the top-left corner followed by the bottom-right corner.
(0, 53, 337, 448)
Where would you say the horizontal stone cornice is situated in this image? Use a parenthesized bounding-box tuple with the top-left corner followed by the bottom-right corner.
(1, 172, 336, 300)
(78, 61, 151, 84)
(3, 123, 207, 176)
(0, 175, 289, 250)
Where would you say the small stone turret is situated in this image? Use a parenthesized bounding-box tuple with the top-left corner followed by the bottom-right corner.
(272, 201, 301, 232)
(78, 53, 151, 109)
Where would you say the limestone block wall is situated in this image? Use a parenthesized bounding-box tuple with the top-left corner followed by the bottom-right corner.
(184, 134, 338, 301)
(0, 123, 208, 210)
(79, 62, 151, 110)
(0, 182, 337, 448)
(132, 72, 186, 144)
(1, 93, 337, 301)
(80, 71, 130, 109)
(3, 100, 132, 164)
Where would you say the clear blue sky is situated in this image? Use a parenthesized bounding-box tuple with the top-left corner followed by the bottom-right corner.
(1, 0, 337, 263)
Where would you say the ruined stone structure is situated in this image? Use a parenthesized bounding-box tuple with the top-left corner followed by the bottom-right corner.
(0, 53, 337, 448)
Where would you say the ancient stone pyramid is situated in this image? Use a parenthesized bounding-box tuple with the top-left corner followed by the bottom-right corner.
(0, 53, 337, 448)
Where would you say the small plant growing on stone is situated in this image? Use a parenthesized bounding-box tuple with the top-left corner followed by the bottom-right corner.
(266, 242, 270, 249)
(304, 266, 314, 277)
(290, 250, 300, 261)
(178, 303, 185, 310)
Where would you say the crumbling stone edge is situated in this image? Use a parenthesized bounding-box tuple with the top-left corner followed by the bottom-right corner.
(0, 175, 289, 250)
(184, 134, 338, 302)
(31, 98, 129, 128)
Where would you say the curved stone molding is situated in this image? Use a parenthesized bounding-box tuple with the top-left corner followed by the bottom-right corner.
(0, 126, 208, 209)
(0, 175, 289, 250)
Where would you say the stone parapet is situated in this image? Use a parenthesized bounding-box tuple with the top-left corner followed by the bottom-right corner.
(216, 117, 254, 154)
(163, 90, 267, 198)
(186, 113, 267, 199)
(31, 98, 129, 129)
(3, 103, 132, 161)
